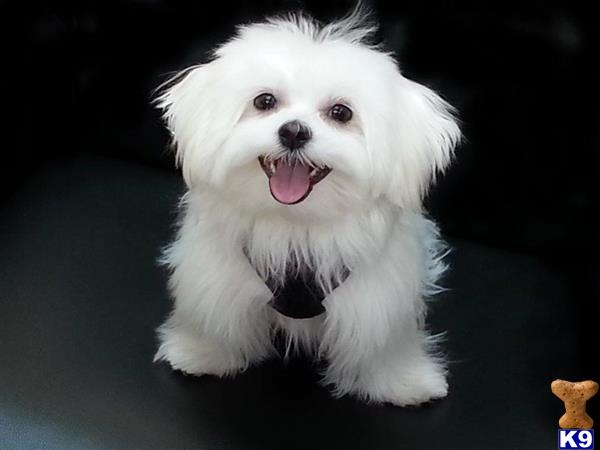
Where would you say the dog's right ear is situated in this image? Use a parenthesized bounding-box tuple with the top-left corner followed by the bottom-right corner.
(154, 65, 207, 185)
(155, 65, 213, 187)
(155, 62, 239, 189)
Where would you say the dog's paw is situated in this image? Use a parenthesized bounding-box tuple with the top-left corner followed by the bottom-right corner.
(367, 370, 448, 407)
(351, 357, 448, 406)
(154, 326, 246, 377)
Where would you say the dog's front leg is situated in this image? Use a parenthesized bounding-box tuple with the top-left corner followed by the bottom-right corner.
(154, 215, 273, 377)
(321, 260, 448, 406)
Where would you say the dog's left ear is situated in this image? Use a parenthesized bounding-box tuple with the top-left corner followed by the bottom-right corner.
(383, 77, 461, 210)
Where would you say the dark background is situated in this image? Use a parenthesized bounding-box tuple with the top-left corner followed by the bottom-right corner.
(6, 0, 600, 252)
(1, 1, 599, 449)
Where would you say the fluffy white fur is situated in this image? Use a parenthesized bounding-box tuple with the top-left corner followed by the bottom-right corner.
(154, 9, 460, 406)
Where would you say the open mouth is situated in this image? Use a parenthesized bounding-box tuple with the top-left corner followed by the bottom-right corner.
(258, 156, 331, 205)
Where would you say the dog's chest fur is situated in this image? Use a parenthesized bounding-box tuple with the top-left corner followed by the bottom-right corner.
(239, 207, 397, 319)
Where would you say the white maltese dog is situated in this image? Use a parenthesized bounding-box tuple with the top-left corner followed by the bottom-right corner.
(154, 8, 460, 406)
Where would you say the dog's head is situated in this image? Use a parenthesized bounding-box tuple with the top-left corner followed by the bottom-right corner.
(157, 11, 460, 219)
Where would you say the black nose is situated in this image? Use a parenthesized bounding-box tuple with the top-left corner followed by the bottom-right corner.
(278, 120, 311, 150)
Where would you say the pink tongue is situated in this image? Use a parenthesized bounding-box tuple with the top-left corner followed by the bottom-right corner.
(269, 161, 311, 204)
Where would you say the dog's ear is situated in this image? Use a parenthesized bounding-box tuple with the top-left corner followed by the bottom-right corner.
(155, 62, 240, 188)
(383, 77, 461, 210)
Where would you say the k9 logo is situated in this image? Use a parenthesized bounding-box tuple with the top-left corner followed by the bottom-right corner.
(559, 429, 594, 449)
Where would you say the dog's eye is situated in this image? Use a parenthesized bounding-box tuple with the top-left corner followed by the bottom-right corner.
(253, 93, 277, 111)
(328, 104, 352, 123)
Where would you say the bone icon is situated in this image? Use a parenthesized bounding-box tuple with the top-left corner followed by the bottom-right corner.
(551, 379, 598, 429)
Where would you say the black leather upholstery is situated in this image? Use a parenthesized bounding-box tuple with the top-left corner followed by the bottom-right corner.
(1, 154, 597, 449)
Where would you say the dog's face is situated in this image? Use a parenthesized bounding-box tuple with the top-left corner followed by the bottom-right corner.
(158, 15, 460, 219)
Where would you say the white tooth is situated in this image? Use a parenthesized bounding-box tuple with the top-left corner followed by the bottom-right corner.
(270, 162, 276, 172)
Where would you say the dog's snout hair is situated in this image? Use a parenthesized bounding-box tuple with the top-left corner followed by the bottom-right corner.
(278, 120, 312, 151)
